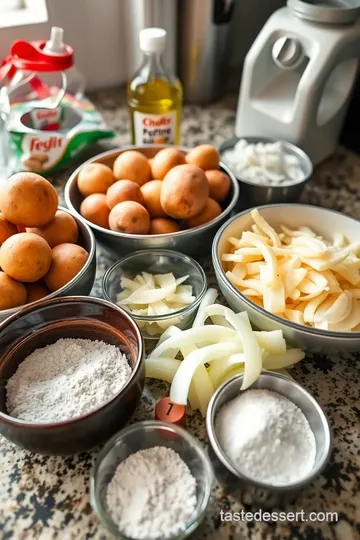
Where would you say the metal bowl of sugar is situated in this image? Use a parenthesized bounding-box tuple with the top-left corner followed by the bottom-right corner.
(206, 371, 332, 508)
(91, 420, 213, 540)
(219, 137, 313, 210)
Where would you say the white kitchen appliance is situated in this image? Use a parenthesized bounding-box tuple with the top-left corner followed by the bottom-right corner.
(235, 0, 360, 164)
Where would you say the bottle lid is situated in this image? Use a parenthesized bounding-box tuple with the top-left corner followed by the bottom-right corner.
(44, 27, 67, 55)
(139, 28, 166, 54)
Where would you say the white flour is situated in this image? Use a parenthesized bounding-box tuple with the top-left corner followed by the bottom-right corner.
(106, 446, 197, 539)
(215, 389, 316, 485)
(6, 338, 131, 423)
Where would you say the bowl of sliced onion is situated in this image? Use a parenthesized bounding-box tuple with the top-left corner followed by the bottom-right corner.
(212, 204, 360, 352)
(103, 249, 207, 339)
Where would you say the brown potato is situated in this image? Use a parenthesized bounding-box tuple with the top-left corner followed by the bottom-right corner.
(0, 233, 52, 282)
(77, 163, 115, 197)
(109, 201, 150, 234)
(0, 213, 17, 245)
(0, 271, 27, 310)
(25, 282, 50, 303)
(27, 210, 79, 248)
(141, 180, 166, 218)
(185, 144, 220, 171)
(113, 151, 151, 186)
(80, 194, 110, 229)
(161, 164, 209, 219)
(151, 148, 186, 180)
(186, 198, 222, 228)
(106, 180, 144, 210)
(148, 158, 155, 178)
(44, 243, 88, 292)
(0, 172, 58, 227)
(205, 169, 231, 203)
(150, 218, 181, 235)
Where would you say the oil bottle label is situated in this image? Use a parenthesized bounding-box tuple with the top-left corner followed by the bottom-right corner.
(133, 111, 176, 144)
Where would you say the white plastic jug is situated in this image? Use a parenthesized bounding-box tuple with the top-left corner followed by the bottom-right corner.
(235, 0, 360, 164)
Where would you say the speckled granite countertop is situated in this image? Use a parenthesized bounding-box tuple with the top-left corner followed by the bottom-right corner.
(1, 89, 359, 540)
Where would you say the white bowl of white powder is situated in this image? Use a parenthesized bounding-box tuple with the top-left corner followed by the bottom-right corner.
(91, 420, 213, 540)
(206, 371, 332, 507)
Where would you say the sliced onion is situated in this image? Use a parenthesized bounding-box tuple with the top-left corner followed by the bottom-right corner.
(149, 325, 238, 358)
(170, 342, 240, 405)
(192, 288, 218, 327)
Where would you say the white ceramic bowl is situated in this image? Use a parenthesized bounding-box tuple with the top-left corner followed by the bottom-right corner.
(212, 204, 360, 353)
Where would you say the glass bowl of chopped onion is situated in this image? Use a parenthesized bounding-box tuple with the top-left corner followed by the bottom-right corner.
(103, 249, 207, 339)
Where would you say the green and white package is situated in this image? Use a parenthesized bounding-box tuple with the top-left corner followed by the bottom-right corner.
(8, 93, 115, 176)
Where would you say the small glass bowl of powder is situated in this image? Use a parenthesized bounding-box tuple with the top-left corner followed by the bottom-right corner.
(91, 420, 213, 540)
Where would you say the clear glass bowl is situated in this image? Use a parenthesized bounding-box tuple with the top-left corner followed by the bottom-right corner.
(90, 420, 214, 540)
(102, 249, 207, 339)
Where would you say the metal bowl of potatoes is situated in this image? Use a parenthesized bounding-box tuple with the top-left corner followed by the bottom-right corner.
(64, 145, 239, 260)
(0, 206, 96, 323)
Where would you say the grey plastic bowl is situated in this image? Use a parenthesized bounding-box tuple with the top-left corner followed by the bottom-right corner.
(0, 206, 96, 323)
(64, 145, 239, 260)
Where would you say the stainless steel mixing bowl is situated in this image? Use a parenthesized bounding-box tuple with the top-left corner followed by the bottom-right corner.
(0, 206, 96, 323)
(219, 136, 313, 209)
(212, 204, 360, 353)
(206, 372, 332, 507)
(64, 145, 239, 260)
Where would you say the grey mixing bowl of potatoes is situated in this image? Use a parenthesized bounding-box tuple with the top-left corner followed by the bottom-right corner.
(64, 144, 239, 259)
(0, 205, 96, 323)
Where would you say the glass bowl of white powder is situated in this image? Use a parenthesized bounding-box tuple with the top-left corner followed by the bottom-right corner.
(206, 371, 332, 507)
(91, 420, 213, 540)
(220, 137, 313, 209)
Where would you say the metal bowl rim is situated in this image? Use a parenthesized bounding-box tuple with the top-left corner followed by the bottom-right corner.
(64, 144, 240, 240)
(102, 248, 207, 321)
(212, 203, 360, 339)
(0, 295, 144, 428)
(206, 371, 332, 491)
(0, 205, 96, 320)
(219, 136, 313, 188)
(90, 419, 214, 540)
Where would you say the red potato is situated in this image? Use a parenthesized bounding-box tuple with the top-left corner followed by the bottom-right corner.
(151, 148, 186, 180)
(186, 198, 222, 228)
(150, 218, 181, 235)
(205, 169, 231, 203)
(141, 180, 167, 218)
(0, 271, 27, 310)
(109, 201, 150, 234)
(27, 210, 79, 248)
(77, 163, 115, 197)
(0, 233, 52, 282)
(44, 243, 88, 292)
(80, 194, 110, 229)
(0, 172, 58, 227)
(0, 213, 17, 245)
(106, 180, 144, 210)
(160, 164, 209, 219)
(185, 144, 220, 171)
(113, 151, 151, 186)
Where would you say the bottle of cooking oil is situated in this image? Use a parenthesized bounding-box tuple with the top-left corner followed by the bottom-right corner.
(127, 27, 182, 145)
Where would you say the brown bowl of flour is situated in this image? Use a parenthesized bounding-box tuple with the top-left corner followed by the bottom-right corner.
(0, 296, 145, 455)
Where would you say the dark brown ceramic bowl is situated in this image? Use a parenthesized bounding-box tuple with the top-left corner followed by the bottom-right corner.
(0, 296, 145, 455)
